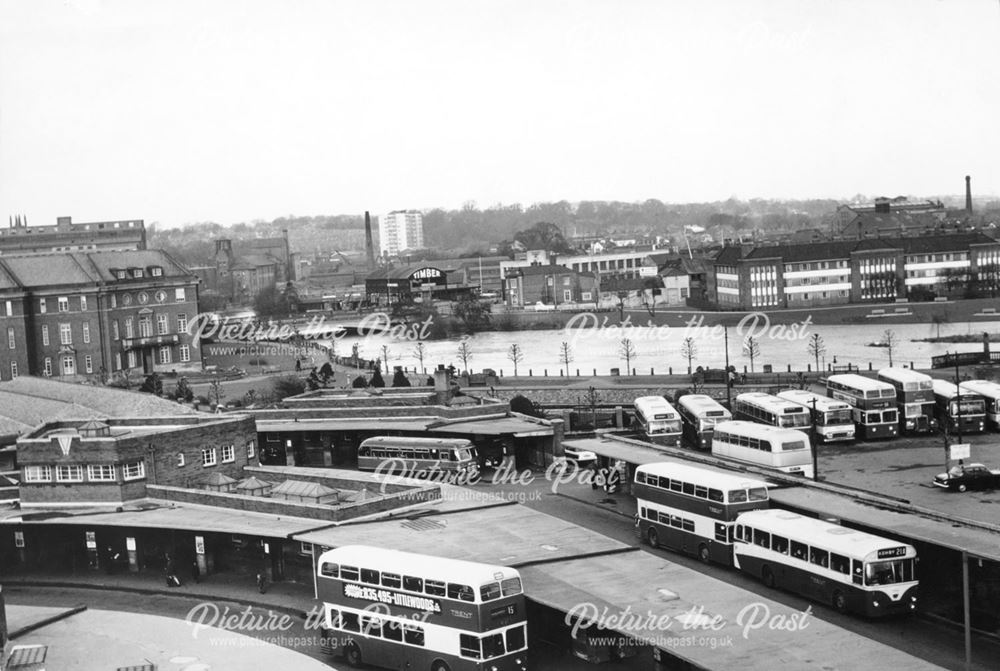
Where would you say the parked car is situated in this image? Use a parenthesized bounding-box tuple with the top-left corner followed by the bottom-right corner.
(933, 463, 1000, 492)
(562, 446, 598, 466)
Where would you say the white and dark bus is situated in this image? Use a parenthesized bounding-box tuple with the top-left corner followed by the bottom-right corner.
(634, 461, 770, 565)
(876, 367, 937, 435)
(733, 509, 919, 617)
(732, 392, 810, 429)
(776, 390, 855, 443)
(711, 420, 814, 478)
(676, 394, 732, 450)
(826, 374, 899, 440)
(932, 379, 986, 435)
(317, 545, 528, 671)
(357, 436, 479, 477)
(959, 379, 1000, 430)
(633, 396, 682, 446)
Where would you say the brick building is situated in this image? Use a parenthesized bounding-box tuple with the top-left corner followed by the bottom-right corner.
(0, 216, 147, 255)
(504, 264, 599, 308)
(0, 249, 201, 382)
(16, 414, 257, 506)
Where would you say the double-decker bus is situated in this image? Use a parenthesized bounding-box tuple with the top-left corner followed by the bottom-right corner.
(732, 392, 810, 429)
(876, 368, 937, 435)
(825, 374, 899, 440)
(931, 379, 986, 435)
(733, 509, 919, 617)
(633, 396, 682, 446)
(710, 420, 814, 478)
(676, 394, 732, 450)
(317, 545, 528, 671)
(776, 390, 855, 443)
(959, 380, 1000, 430)
(358, 437, 479, 478)
(634, 461, 770, 565)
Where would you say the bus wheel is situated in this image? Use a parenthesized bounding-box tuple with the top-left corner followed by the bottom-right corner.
(762, 566, 775, 589)
(344, 643, 362, 667)
(698, 544, 710, 564)
(431, 662, 451, 671)
(832, 590, 848, 613)
(647, 528, 659, 548)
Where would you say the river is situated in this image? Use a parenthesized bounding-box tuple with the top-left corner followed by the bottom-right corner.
(319, 318, 1000, 375)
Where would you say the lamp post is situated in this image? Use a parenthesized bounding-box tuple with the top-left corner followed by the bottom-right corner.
(724, 325, 732, 407)
(810, 397, 819, 481)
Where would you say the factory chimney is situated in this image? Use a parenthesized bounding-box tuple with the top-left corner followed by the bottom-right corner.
(965, 175, 973, 214)
(364, 211, 376, 269)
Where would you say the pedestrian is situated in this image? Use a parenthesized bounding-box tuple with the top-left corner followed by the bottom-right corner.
(295, 359, 302, 372)
(191, 560, 201, 584)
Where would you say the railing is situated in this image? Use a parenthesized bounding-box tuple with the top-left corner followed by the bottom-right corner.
(931, 351, 1000, 369)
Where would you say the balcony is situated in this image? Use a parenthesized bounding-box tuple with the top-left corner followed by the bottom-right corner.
(122, 333, 180, 350)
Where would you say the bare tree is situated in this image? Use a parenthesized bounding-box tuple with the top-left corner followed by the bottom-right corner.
(507, 343, 524, 376)
(619, 338, 637, 374)
(742, 336, 761, 373)
(209, 378, 226, 407)
(412, 341, 427, 373)
(381, 344, 390, 373)
(680, 337, 697, 374)
(806, 333, 826, 372)
(456, 337, 473, 374)
(559, 341, 574, 376)
(882, 329, 899, 367)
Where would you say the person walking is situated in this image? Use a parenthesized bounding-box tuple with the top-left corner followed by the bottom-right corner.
(191, 560, 201, 584)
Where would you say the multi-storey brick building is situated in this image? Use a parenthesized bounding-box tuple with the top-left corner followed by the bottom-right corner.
(0, 216, 146, 255)
(0, 250, 201, 382)
(504, 264, 599, 307)
(706, 233, 1000, 310)
(17, 415, 257, 506)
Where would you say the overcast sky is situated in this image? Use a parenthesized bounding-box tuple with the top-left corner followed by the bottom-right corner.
(1, 0, 999, 228)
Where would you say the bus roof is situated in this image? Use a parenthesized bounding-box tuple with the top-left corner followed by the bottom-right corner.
(776, 389, 851, 412)
(876, 367, 932, 384)
(359, 436, 474, 448)
(676, 394, 731, 414)
(736, 509, 915, 560)
(317, 545, 520, 585)
(636, 461, 771, 491)
(932, 379, 963, 399)
(960, 379, 1000, 399)
(634, 396, 676, 411)
(713, 420, 810, 442)
(826, 373, 894, 392)
(735, 392, 808, 413)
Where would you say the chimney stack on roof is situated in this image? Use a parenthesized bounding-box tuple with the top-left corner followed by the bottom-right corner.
(364, 211, 376, 269)
(965, 175, 973, 215)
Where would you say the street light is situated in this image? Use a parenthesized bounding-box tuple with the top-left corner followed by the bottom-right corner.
(810, 397, 819, 481)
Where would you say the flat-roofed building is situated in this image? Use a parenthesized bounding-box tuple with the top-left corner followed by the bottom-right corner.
(0, 216, 146, 255)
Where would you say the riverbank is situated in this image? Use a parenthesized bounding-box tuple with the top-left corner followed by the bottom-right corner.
(914, 332, 1000, 344)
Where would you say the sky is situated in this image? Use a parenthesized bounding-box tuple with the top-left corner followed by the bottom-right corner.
(1, 0, 999, 228)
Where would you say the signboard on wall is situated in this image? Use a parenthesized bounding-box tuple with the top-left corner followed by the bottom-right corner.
(13, 531, 23, 548)
(950, 443, 971, 460)
(195, 535, 205, 555)
(85, 531, 97, 549)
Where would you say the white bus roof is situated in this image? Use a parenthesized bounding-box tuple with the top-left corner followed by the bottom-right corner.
(636, 461, 771, 491)
(876, 367, 932, 384)
(634, 396, 678, 415)
(713, 420, 810, 442)
(960, 379, 1000, 399)
(360, 436, 474, 448)
(776, 389, 852, 413)
(932, 379, 963, 399)
(735, 392, 808, 413)
(826, 374, 894, 392)
(737, 509, 915, 561)
(318, 545, 520, 585)
(676, 394, 731, 415)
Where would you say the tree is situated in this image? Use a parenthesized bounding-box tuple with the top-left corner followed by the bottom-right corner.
(253, 286, 293, 319)
(512, 221, 574, 254)
(507, 343, 524, 376)
(457, 337, 473, 374)
(272, 375, 306, 399)
(806, 333, 826, 372)
(370, 368, 386, 387)
(174, 376, 194, 402)
(558, 341, 574, 376)
(453, 294, 491, 332)
(615, 290, 629, 321)
(510, 394, 546, 418)
(208, 378, 226, 406)
(351, 375, 368, 388)
(883, 329, 899, 367)
(139, 373, 163, 396)
(641, 277, 663, 318)
(391, 369, 411, 387)
(931, 312, 950, 339)
(680, 337, 697, 374)
(619, 338, 637, 374)
(742, 336, 761, 373)
(413, 342, 427, 373)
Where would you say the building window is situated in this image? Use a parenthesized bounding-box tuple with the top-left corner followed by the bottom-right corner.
(59, 323, 72, 345)
(4, 300, 11, 316)
(132, 268, 144, 278)
(114, 353, 122, 371)
(563, 290, 572, 302)
(43, 357, 52, 377)
(41, 325, 49, 346)
(39, 298, 46, 314)
(202, 447, 217, 467)
(127, 351, 138, 369)
(175, 288, 185, 301)
(300, 542, 314, 556)
(23, 466, 52, 483)
(122, 461, 145, 480)
(221, 444, 235, 463)
(177, 453, 186, 467)
(159, 346, 171, 364)
(82, 322, 91, 343)
(581, 291, 592, 301)
(115, 270, 127, 280)
(151, 266, 163, 277)
(7, 327, 13, 349)
(10, 361, 17, 379)
(111, 294, 117, 308)
(62, 355, 76, 376)
(156, 313, 168, 335)
(80, 295, 88, 311)
(139, 318, 152, 338)
(112, 320, 119, 341)
(56, 465, 84, 482)
(177, 314, 188, 333)
(125, 318, 134, 339)
(84, 355, 93, 374)
(246, 440, 256, 459)
(88, 464, 116, 481)
(57, 296, 69, 312)
(179, 345, 191, 363)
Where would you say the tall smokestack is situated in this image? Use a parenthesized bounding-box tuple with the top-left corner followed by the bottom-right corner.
(364, 211, 376, 268)
(965, 175, 973, 214)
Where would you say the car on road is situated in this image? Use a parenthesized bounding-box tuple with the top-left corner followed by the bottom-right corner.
(933, 463, 1000, 492)
(561, 446, 598, 466)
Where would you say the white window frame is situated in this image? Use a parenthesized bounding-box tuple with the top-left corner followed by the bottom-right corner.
(84, 355, 93, 374)
(151, 266, 163, 277)
(39, 298, 47, 314)
(80, 295, 88, 311)
(59, 323, 72, 345)
(7, 326, 14, 349)
(43, 357, 52, 377)
(122, 461, 145, 481)
(57, 296, 69, 312)
(156, 313, 168, 335)
(111, 294, 117, 308)
(159, 346, 171, 364)
(88, 464, 116, 481)
(4, 300, 11, 316)
(246, 440, 256, 459)
(300, 542, 314, 556)
(202, 447, 217, 467)
(177, 313, 188, 333)
(127, 350, 138, 369)
(10, 361, 18, 379)
(56, 464, 84, 482)
(175, 287, 185, 301)
(41, 325, 49, 346)
(61, 355, 75, 376)
(24, 465, 52, 482)
(221, 444, 235, 463)
(112, 320, 119, 341)
(179, 345, 191, 363)
(82, 322, 91, 344)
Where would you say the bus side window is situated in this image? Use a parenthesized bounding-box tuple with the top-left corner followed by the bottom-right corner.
(448, 583, 475, 601)
(360, 616, 382, 638)
(852, 560, 864, 585)
(341, 565, 360, 581)
(715, 523, 727, 542)
(500, 577, 522, 596)
(708, 488, 724, 502)
(810, 548, 829, 569)
(383, 620, 403, 642)
(790, 541, 807, 560)
(320, 562, 339, 577)
(694, 485, 708, 498)
(771, 535, 788, 555)
(341, 612, 360, 632)
(460, 633, 481, 659)
(327, 607, 341, 629)
(480, 582, 502, 601)
(425, 580, 446, 597)
(361, 568, 380, 585)
(830, 553, 850, 575)
(381, 572, 401, 589)
(734, 525, 745, 542)
(753, 529, 770, 549)
(358, 445, 371, 457)
(635, 471, 646, 484)
(403, 575, 423, 592)
(403, 625, 425, 647)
